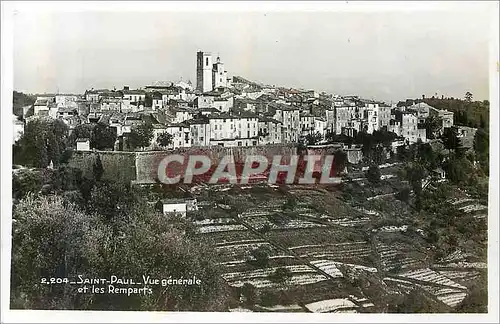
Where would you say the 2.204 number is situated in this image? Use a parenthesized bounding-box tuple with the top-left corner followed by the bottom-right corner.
(40, 277, 69, 285)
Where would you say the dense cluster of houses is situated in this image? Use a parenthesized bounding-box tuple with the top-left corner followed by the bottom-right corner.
(17, 51, 456, 150)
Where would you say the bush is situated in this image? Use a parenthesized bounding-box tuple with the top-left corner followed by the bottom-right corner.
(259, 291, 278, 307)
(366, 165, 381, 184)
(268, 267, 292, 284)
(247, 246, 271, 268)
(395, 187, 411, 203)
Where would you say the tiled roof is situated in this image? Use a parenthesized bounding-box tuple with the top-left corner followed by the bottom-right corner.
(123, 89, 146, 95)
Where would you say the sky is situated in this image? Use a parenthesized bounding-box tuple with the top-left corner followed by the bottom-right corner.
(12, 4, 494, 103)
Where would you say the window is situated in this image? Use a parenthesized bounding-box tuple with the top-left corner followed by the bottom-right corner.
(206, 57, 209, 66)
(238, 141, 242, 146)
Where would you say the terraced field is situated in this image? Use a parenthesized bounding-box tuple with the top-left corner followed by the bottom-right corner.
(187, 183, 486, 312)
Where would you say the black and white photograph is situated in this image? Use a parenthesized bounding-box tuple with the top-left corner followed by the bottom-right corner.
(1, 1, 498, 322)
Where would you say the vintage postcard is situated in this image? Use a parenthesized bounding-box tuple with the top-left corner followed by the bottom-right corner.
(1, 1, 498, 323)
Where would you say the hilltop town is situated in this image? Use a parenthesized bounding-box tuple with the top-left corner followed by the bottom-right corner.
(13, 51, 469, 151)
(10, 51, 489, 313)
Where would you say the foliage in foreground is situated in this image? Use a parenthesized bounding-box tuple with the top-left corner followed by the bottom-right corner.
(11, 194, 229, 311)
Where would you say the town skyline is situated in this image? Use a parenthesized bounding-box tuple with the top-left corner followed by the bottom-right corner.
(13, 8, 492, 102)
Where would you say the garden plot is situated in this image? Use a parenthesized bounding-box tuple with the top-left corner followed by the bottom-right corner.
(349, 295, 375, 309)
(215, 241, 274, 262)
(193, 218, 235, 226)
(372, 225, 409, 233)
(239, 208, 278, 218)
(291, 241, 373, 265)
(333, 261, 378, 274)
(228, 307, 253, 312)
(451, 198, 477, 206)
(244, 214, 326, 231)
(353, 207, 381, 216)
(327, 217, 371, 227)
(413, 284, 467, 308)
(222, 264, 316, 281)
(224, 272, 330, 289)
(195, 228, 261, 245)
(214, 241, 297, 271)
(458, 204, 488, 213)
(434, 261, 487, 269)
(304, 298, 358, 313)
(376, 242, 426, 272)
(435, 290, 467, 308)
(194, 224, 247, 234)
(254, 304, 304, 312)
(309, 260, 344, 278)
(383, 277, 417, 294)
(436, 270, 481, 284)
(398, 268, 466, 290)
(264, 228, 365, 248)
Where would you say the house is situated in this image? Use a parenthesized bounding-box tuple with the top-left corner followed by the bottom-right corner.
(214, 97, 233, 112)
(171, 107, 194, 123)
(55, 94, 78, 109)
(208, 112, 259, 146)
(122, 89, 146, 103)
(271, 103, 301, 143)
(314, 117, 327, 138)
(299, 111, 315, 137)
(161, 87, 185, 104)
(187, 117, 211, 146)
(165, 123, 192, 149)
(258, 117, 282, 145)
(76, 138, 91, 151)
(194, 95, 215, 108)
(160, 198, 198, 217)
(390, 111, 427, 144)
(33, 96, 57, 118)
(151, 92, 164, 110)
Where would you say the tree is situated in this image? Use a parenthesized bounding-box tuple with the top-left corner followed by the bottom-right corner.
(247, 246, 271, 268)
(15, 119, 69, 167)
(441, 127, 462, 154)
(396, 145, 411, 162)
(334, 150, 348, 175)
(240, 283, 256, 305)
(156, 132, 173, 148)
(69, 124, 92, 145)
(474, 128, 489, 174)
(305, 132, 323, 145)
(90, 123, 116, 150)
(127, 122, 154, 150)
(423, 115, 442, 140)
(365, 165, 381, 184)
(443, 156, 474, 185)
(268, 267, 292, 285)
(87, 180, 136, 223)
(13, 91, 35, 117)
(93, 155, 104, 181)
(281, 197, 297, 211)
(406, 163, 427, 211)
(395, 187, 410, 203)
(465, 91, 473, 103)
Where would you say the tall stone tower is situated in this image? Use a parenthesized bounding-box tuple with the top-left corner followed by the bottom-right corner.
(196, 51, 213, 92)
